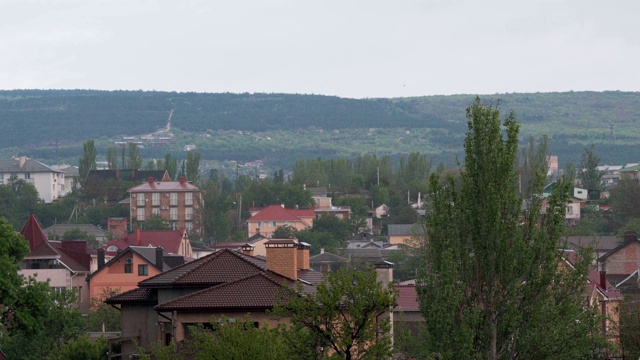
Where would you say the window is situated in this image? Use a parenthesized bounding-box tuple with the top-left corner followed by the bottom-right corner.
(170, 192, 178, 206)
(271, 221, 277, 227)
(137, 193, 145, 206)
(258, 221, 264, 228)
(185, 207, 193, 220)
(566, 206, 573, 215)
(171, 222, 178, 230)
(124, 263, 133, 273)
(152, 207, 160, 216)
(137, 207, 146, 221)
(185, 192, 193, 206)
(170, 207, 178, 221)
(152, 192, 160, 206)
(185, 222, 193, 231)
(24, 173, 31, 179)
(138, 264, 148, 276)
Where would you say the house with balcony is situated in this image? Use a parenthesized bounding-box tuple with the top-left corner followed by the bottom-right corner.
(19, 215, 93, 311)
(0, 156, 68, 203)
(128, 176, 201, 235)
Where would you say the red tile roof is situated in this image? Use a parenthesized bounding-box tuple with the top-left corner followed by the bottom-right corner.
(587, 269, 623, 301)
(21, 214, 49, 250)
(154, 273, 293, 311)
(395, 285, 420, 311)
(104, 229, 186, 255)
(21, 215, 59, 258)
(247, 204, 314, 222)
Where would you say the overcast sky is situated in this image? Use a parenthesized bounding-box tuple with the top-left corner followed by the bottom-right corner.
(1, 0, 638, 99)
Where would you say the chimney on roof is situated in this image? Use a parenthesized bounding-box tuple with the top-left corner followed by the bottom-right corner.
(97, 248, 105, 270)
(600, 270, 607, 290)
(375, 261, 394, 290)
(147, 177, 154, 185)
(297, 242, 310, 270)
(156, 246, 164, 270)
(135, 227, 141, 246)
(281, 204, 285, 208)
(131, 169, 135, 178)
(179, 176, 186, 185)
(624, 231, 637, 244)
(115, 169, 120, 180)
(241, 243, 254, 257)
(265, 239, 298, 280)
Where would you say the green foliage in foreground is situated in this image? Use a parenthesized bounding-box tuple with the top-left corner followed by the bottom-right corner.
(417, 98, 609, 359)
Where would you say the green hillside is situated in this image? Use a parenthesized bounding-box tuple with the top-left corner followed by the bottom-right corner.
(0, 89, 638, 169)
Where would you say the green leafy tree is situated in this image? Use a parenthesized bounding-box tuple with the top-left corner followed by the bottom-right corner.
(127, 142, 142, 169)
(185, 151, 201, 183)
(0, 216, 30, 317)
(312, 213, 351, 241)
(417, 98, 607, 359)
(84, 287, 122, 332)
(139, 213, 171, 230)
(609, 178, 640, 223)
(106, 146, 118, 170)
(164, 153, 178, 180)
(79, 139, 97, 180)
(578, 144, 604, 191)
(144, 317, 295, 360)
(273, 266, 396, 360)
(272, 225, 298, 239)
(46, 335, 109, 360)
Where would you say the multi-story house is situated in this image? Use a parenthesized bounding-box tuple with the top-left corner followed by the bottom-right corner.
(19, 215, 93, 311)
(0, 156, 68, 203)
(128, 176, 202, 234)
(246, 204, 315, 239)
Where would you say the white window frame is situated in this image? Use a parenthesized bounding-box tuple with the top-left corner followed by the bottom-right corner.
(137, 207, 146, 221)
(170, 192, 178, 206)
(152, 192, 160, 206)
(137, 193, 145, 206)
(170, 207, 178, 221)
(185, 192, 193, 206)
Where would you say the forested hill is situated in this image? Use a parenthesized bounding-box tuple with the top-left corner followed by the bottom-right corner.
(1, 89, 639, 167)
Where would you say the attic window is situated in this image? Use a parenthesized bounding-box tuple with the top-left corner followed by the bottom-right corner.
(107, 246, 118, 252)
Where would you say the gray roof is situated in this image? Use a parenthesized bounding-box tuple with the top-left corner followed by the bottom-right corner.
(388, 224, 425, 237)
(0, 158, 63, 173)
(310, 251, 349, 263)
(45, 224, 108, 239)
(560, 236, 622, 252)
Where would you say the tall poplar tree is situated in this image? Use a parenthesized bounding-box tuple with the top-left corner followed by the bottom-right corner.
(578, 144, 604, 191)
(417, 98, 606, 359)
(78, 140, 97, 179)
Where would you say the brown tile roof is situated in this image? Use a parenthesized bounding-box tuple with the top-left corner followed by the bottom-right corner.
(105, 288, 157, 305)
(395, 285, 420, 312)
(247, 204, 314, 222)
(154, 273, 293, 311)
(139, 249, 266, 288)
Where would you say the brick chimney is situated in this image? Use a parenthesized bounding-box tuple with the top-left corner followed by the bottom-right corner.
(147, 177, 154, 185)
(241, 243, 254, 257)
(265, 239, 298, 280)
(374, 260, 394, 289)
(297, 241, 310, 270)
(156, 246, 164, 270)
(135, 227, 141, 246)
(97, 248, 106, 270)
(179, 176, 186, 185)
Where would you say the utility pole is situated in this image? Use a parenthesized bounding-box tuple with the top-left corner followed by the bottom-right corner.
(377, 166, 380, 186)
